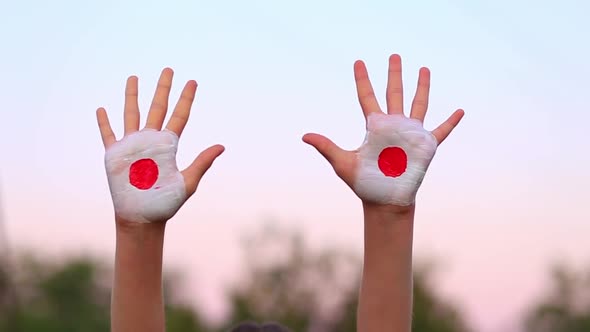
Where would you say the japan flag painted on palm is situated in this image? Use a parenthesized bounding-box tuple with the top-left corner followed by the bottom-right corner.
(105, 129, 186, 223)
(354, 113, 438, 206)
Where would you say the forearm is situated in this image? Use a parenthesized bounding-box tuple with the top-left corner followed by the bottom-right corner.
(357, 202, 415, 332)
(111, 219, 167, 332)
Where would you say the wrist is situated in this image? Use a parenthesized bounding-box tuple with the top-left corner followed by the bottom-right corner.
(115, 216, 167, 243)
(362, 201, 415, 246)
(362, 201, 415, 220)
(362, 201, 415, 268)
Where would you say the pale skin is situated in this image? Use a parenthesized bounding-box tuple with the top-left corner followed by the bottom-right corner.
(96, 68, 224, 332)
(302, 54, 464, 332)
(96, 54, 462, 332)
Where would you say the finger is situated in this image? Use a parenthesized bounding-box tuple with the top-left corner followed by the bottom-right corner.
(302, 133, 348, 166)
(96, 107, 116, 148)
(182, 144, 225, 196)
(145, 67, 174, 130)
(165, 80, 197, 137)
(124, 75, 140, 135)
(354, 60, 382, 118)
(386, 54, 404, 114)
(432, 109, 465, 144)
(409, 67, 431, 122)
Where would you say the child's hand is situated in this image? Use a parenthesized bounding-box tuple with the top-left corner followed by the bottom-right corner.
(303, 54, 464, 207)
(96, 68, 224, 223)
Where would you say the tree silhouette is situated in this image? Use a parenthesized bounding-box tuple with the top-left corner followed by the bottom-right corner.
(524, 264, 590, 332)
(0, 254, 209, 332)
(222, 223, 472, 332)
(0, 224, 473, 332)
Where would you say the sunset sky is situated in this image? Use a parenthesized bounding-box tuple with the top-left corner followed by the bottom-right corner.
(1, 1, 589, 331)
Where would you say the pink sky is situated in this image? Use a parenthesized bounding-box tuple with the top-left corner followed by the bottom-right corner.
(1, 1, 589, 331)
(4, 169, 590, 332)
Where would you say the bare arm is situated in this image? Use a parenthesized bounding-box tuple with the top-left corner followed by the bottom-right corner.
(303, 54, 464, 332)
(96, 68, 224, 332)
(111, 221, 167, 332)
(358, 203, 414, 332)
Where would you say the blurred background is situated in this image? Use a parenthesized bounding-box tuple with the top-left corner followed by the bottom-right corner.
(0, 0, 589, 331)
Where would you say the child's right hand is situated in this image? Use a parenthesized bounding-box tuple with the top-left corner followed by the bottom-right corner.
(96, 68, 224, 224)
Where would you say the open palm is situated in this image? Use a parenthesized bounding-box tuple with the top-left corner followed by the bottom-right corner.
(303, 54, 464, 206)
(96, 68, 224, 223)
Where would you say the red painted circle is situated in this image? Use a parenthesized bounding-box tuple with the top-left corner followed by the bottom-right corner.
(129, 158, 159, 190)
(378, 147, 407, 177)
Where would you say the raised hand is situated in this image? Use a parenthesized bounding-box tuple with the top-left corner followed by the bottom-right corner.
(96, 68, 224, 223)
(303, 54, 464, 206)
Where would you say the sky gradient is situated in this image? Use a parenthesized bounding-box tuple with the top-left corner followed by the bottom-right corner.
(1, 1, 589, 331)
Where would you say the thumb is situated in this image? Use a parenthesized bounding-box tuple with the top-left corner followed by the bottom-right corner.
(182, 144, 225, 196)
(302, 133, 346, 165)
